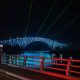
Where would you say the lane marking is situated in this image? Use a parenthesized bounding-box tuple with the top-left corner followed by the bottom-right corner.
(0, 69, 32, 80)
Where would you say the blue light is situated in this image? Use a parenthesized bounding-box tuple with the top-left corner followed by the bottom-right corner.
(19, 51, 54, 68)
(0, 37, 68, 48)
(2, 51, 55, 69)
(1, 37, 68, 68)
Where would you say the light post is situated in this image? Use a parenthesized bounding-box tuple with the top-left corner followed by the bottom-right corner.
(60, 54, 62, 64)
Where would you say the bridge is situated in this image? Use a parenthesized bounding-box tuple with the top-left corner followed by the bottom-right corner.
(1, 37, 80, 80)
(0, 54, 80, 80)
(0, 37, 67, 48)
(0, 37, 80, 80)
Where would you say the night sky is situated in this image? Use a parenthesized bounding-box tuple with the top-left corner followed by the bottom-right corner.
(0, 0, 80, 45)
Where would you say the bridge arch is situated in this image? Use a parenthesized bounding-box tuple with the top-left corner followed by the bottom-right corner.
(0, 37, 67, 48)
(24, 41, 51, 51)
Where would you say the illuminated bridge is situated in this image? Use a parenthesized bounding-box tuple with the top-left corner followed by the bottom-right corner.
(0, 37, 80, 80)
(0, 37, 67, 48)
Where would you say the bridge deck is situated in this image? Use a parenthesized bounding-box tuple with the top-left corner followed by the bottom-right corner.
(0, 64, 79, 80)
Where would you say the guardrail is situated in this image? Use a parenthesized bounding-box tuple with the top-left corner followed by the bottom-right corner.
(2, 55, 80, 79)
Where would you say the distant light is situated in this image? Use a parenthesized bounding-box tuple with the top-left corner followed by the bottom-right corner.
(0, 44, 3, 47)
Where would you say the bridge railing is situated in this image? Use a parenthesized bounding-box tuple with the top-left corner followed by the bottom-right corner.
(2, 55, 80, 78)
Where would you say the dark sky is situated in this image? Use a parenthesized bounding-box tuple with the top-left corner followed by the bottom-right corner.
(0, 0, 80, 45)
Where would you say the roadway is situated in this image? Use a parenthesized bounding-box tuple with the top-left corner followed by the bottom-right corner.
(0, 70, 21, 80)
(0, 64, 67, 80)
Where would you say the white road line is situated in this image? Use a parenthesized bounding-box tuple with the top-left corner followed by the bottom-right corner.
(0, 69, 32, 80)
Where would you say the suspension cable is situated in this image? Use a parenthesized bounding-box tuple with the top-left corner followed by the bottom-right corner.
(25, 0, 33, 37)
(36, 0, 58, 37)
(41, 0, 74, 37)
(54, 15, 80, 37)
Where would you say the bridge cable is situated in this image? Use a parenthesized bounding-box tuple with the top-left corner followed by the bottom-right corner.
(25, 0, 33, 37)
(53, 15, 80, 37)
(41, 0, 74, 37)
(36, 0, 58, 37)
